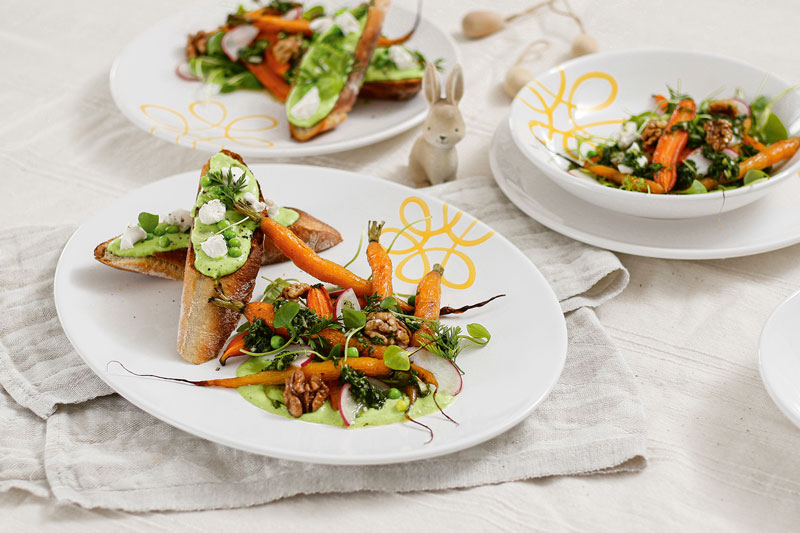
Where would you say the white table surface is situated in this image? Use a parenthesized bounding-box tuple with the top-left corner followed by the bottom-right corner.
(3, 0, 800, 530)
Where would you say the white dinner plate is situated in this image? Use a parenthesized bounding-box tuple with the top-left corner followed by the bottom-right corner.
(490, 117, 800, 260)
(54, 164, 567, 465)
(760, 289, 800, 429)
(110, 2, 459, 158)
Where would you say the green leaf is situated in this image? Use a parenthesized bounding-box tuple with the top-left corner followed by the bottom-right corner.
(743, 169, 770, 185)
(675, 179, 708, 195)
(206, 31, 225, 57)
(261, 278, 294, 304)
(138, 212, 159, 233)
(380, 296, 398, 311)
(273, 301, 300, 330)
(762, 113, 789, 145)
(342, 308, 367, 330)
(383, 345, 411, 371)
(466, 323, 491, 345)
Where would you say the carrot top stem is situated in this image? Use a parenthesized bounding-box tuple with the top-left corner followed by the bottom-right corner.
(208, 287, 246, 313)
(368, 220, 385, 243)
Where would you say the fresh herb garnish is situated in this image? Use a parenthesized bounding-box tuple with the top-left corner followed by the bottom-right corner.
(339, 365, 386, 409)
(203, 167, 249, 207)
(263, 351, 297, 371)
(421, 321, 491, 373)
(244, 318, 274, 353)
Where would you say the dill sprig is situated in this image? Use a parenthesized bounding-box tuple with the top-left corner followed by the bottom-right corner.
(204, 167, 248, 207)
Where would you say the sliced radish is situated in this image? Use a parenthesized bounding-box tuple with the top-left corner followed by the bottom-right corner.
(175, 62, 200, 81)
(709, 98, 750, 117)
(282, 6, 302, 19)
(338, 383, 359, 426)
(289, 354, 314, 368)
(221, 25, 259, 62)
(409, 349, 462, 396)
(366, 377, 390, 392)
(334, 288, 360, 318)
(685, 148, 712, 176)
(722, 148, 739, 160)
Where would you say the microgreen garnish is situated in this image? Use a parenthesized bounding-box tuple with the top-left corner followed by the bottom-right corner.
(204, 167, 249, 208)
(420, 321, 492, 373)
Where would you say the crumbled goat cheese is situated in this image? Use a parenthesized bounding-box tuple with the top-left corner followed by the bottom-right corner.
(333, 11, 359, 35)
(291, 87, 320, 120)
(243, 191, 266, 213)
(618, 164, 634, 175)
(165, 209, 192, 232)
(120, 224, 147, 250)
(616, 122, 638, 149)
(388, 46, 417, 70)
(198, 199, 227, 225)
(201, 234, 228, 258)
(310, 16, 334, 34)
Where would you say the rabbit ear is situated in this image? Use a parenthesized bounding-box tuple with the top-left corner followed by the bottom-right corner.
(445, 64, 464, 105)
(423, 61, 441, 104)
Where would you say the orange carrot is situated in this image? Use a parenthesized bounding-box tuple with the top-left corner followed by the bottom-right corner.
(257, 216, 373, 296)
(250, 15, 312, 36)
(243, 61, 290, 102)
(743, 136, 768, 152)
(328, 381, 342, 411)
(193, 358, 437, 388)
(306, 286, 334, 319)
(411, 264, 444, 347)
(737, 138, 800, 179)
(219, 332, 247, 366)
(653, 98, 696, 191)
(209, 297, 290, 338)
(366, 221, 393, 299)
(586, 164, 665, 194)
(653, 94, 669, 113)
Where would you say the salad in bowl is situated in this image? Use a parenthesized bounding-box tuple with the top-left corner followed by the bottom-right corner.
(509, 49, 800, 219)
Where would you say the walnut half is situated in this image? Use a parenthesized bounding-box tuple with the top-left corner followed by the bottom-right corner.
(703, 119, 734, 152)
(283, 370, 329, 418)
(364, 312, 411, 348)
(280, 283, 312, 302)
(641, 119, 668, 149)
(186, 31, 210, 60)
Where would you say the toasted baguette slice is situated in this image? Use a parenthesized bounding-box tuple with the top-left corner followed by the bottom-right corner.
(93, 207, 341, 279)
(359, 78, 421, 100)
(93, 240, 185, 280)
(177, 151, 265, 364)
(289, 0, 390, 141)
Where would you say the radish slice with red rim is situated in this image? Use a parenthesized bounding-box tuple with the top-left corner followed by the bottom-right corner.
(290, 354, 314, 368)
(338, 383, 359, 426)
(722, 148, 739, 160)
(176, 63, 200, 81)
(282, 6, 302, 19)
(221, 25, 259, 62)
(685, 148, 712, 175)
(409, 349, 462, 396)
(334, 288, 360, 318)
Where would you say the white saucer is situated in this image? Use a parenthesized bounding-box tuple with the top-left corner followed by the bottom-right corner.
(760, 289, 800, 429)
(490, 118, 800, 260)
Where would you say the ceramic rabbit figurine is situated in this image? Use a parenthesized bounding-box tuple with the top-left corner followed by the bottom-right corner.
(409, 62, 465, 185)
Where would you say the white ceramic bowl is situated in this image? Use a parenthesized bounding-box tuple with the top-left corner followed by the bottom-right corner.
(509, 49, 800, 219)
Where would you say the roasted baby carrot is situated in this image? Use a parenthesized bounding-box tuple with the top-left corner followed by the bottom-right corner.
(192, 358, 437, 388)
(653, 98, 696, 192)
(411, 264, 444, 347)
(236, 203, 373, 296)
(244, 61, 290, 102)
(366, 221, 393, 299)
(209, 294, 290, 338)
(737, 138, 800, 178)
(249, 15, 312, 36)
(306, 286, 334, 319)
(586, 164, 665, 194)
(219, 332, 247, 366)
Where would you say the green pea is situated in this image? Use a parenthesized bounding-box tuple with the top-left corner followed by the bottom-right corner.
(216, 219, 231, 230)
(395, 399, 409, 412)
(387, 388, 401, 399)
(145, 232, 154, 240)
(270, 335, 284, 349)
(153, 223, 167, 236)
(407, 294, 416, 307)
(228, 237, 241, 247)
(200, 176, 212, 188)
(346, 346, 359, 358)
(158, 236, 170, 248)
(223, 229, 236, 240)
(228, 247, 242, 257)
(166, 224, 179, 234)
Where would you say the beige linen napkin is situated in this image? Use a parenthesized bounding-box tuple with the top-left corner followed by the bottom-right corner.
(0, 176, 645, 511)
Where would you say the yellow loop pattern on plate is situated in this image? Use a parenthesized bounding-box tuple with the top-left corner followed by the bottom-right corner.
(140, 100, 279, 149)
(382, 197, 494, 290)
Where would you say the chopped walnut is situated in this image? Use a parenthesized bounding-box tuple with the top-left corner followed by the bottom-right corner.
(364, 312, 411, 348)
(280, 283, 312, 302)
(272, 34, 304, 64)
(283, 370, 329, 418)
(703, 119, 734, 152)
(641, 119, 668, 149)
(186, 31, 211, 60)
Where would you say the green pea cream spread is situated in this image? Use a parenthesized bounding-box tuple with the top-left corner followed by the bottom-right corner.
(286, 6, 368, 128)
(236, 356, 455, 428)
(364, 46, 425, 83)
(108, 233, 189, 257)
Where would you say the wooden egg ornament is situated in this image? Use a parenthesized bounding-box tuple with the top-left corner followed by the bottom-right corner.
(462, 10, 505, 39)
(571, 32, 598, 57)
(504, 66, 535, 98)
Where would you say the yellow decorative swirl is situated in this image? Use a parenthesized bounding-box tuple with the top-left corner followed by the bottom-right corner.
(383, 197, 495, 290)
(140, 100, 279, 149)
(516, 69, 623, 153)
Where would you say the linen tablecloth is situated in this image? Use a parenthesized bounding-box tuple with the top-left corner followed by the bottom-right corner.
(3, 0, 800, 529)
